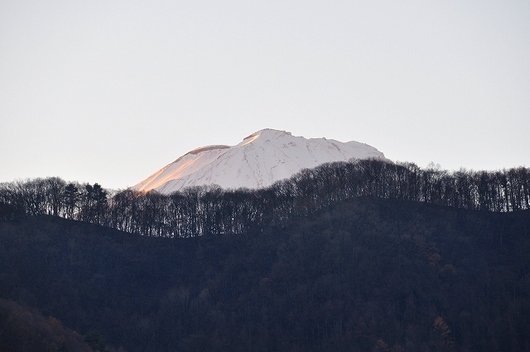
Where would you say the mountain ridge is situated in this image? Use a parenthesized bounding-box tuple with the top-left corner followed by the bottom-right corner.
(133, 128, 387, 193)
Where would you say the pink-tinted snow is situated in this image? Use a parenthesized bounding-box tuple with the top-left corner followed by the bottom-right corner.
(132, 129, 387, 194)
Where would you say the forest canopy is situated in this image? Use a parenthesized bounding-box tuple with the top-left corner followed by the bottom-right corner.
(1, 196, 529, 351)
(1, 159, 530, 351)
(1, 159, 529, 238)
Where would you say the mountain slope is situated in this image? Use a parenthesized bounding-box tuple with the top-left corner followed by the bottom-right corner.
(1, 200, 529, 351)
(133, 129, 387, 194)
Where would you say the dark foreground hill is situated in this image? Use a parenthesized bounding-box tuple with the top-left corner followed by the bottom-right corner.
(1, 197, 529, 351)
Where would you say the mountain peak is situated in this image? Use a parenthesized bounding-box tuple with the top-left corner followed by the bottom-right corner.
(240, 128, 291, 145)
(133, 129, 387, 194)
(244, 128, 291, 139)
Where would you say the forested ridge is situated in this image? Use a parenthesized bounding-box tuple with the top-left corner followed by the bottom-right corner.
(1, 159, 529, 238)
(1, 159, 530, 351)
(1, 198, 529, 351)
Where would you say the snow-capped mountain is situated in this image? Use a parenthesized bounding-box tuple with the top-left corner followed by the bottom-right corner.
(132, 129, 388, 194)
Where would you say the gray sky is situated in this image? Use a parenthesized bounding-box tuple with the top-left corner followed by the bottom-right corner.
(1, 0, 529, 189)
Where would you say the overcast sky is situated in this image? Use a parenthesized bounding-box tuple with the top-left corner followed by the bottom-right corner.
(1, 0, 529, 189)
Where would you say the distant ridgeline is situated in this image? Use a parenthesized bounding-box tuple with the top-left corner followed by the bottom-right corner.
(1, 159, 529, 237)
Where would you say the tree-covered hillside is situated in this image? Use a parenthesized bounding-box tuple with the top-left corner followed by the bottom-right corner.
(1, 197, 529, 351)
(2, 160, 529, 239)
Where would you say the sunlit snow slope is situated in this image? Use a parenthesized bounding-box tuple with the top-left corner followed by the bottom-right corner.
(132, 129, 388, 194)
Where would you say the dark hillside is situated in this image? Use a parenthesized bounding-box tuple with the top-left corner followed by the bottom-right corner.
(0, 297, 94, 352)
(1, 197, 529, 351)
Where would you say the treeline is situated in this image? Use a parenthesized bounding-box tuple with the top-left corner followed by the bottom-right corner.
(1, 159, 529, 237)
(0, 178, 108, 222)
